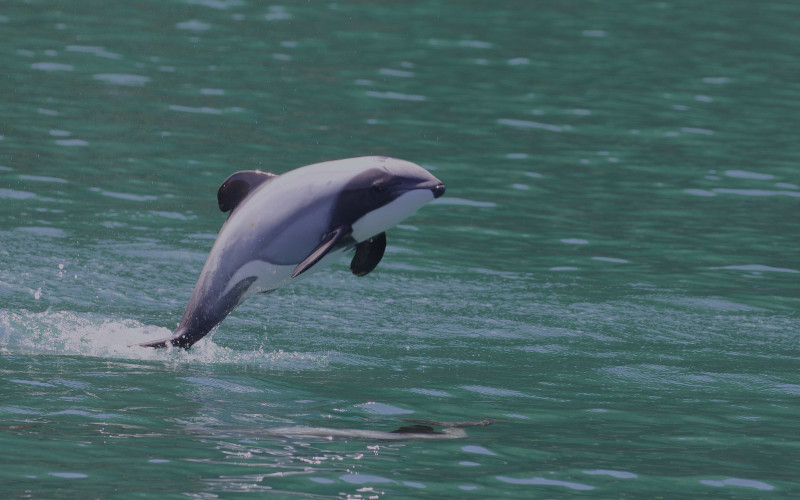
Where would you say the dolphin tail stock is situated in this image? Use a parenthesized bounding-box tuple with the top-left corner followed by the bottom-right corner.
(139, 277, 258, 349)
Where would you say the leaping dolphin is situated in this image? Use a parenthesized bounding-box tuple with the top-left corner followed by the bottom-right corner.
(140, 156, 445, 348)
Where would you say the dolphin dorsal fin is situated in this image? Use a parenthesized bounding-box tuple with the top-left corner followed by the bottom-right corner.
(217, 170, 278, 212)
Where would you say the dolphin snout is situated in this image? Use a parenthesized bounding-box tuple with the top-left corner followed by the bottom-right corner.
(432, 183, 446, 199)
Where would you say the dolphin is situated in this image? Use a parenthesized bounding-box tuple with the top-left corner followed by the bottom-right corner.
(140, 156, 445, 348)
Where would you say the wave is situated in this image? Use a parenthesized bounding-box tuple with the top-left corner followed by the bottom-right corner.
(0, 309, 327, 368)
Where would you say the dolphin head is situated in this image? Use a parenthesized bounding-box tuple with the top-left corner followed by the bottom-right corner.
(333, 157, 446, 242)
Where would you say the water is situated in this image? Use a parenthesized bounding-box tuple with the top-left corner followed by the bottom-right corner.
(2, 0, 799, 497)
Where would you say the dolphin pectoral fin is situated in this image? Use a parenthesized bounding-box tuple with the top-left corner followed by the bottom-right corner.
(350, 232, 386, 277)
(292, 225, 350, 278)
(218, 170, 278, 212)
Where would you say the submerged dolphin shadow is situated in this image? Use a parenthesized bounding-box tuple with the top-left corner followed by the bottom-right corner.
(262, 418, 494, 442)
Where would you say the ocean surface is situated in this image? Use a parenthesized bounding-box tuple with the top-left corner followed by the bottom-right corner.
(2, 1, 799, 498)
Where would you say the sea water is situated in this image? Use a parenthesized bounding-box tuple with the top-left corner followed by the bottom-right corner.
(1, 1, 798, 497)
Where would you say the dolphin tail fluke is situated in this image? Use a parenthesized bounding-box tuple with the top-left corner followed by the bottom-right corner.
(139, 336, 171, 349)
(139, 327, 196, 349)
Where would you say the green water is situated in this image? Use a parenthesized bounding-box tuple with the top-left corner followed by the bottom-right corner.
(2, 0, 799, 497)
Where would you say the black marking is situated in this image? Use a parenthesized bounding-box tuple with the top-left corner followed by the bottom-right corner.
(292, 225, 350, 278)
(218, 170, 277, 213)
(350, 232, 386, 276)
(330, 168, 401, 229)
(391, 424, 442, 434)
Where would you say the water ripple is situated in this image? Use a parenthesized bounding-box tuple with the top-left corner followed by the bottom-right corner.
(365, 90, 426, 101)
(98, 190, 158, 202)
(169, 104, 223, 115)
(0, 188, 36, 200)
(176, 20, 211, 31)
(711, 264, 798, 274)
(461, 385, 527, 397)
(497, 118, 563, 132)
(378, 68, 414, 78)
(724, 169, 774, 180)
(700, 477, 774, 491)
(19, 175, 68, 183)
(712, 188, 800, 197)
(357, 402, 414, 415)
(583, 469, 638, 479)
(462, 445, 497, 456)
(496, 475, 595, 491)
(66, 45, 122, 59)
(55, 139, 89, 147)
(93, 74, 151, 86)
(31, 62, 74, 71)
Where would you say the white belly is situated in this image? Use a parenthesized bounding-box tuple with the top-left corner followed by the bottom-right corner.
(222, 247, 350, 299)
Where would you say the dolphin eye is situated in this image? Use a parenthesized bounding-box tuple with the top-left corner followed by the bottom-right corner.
(371, 184, 386, 194)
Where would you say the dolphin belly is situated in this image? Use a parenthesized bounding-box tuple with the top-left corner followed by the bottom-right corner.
(222, 260, 294, 298)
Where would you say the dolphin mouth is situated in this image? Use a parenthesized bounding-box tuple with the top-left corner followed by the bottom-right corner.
(397, 180, 445, 199)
